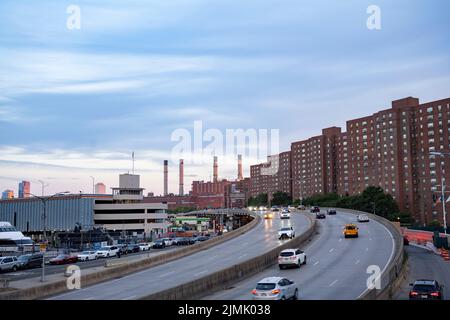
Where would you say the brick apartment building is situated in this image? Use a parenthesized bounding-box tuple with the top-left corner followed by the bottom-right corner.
(249, 96, 450, 225)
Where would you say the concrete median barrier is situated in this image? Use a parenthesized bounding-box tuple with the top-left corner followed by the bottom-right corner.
(0, 211, 261, 300)
(139, 213, 316, 300)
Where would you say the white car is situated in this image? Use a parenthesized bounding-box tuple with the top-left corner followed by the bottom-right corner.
(77, 251, 98, 261)
(96, 246, 120, 258)
(278, 227, 295, 239)
(252, 277, 298, 300)
(280, 211, 291, 219)
(278, 249, 306, 269)
(161, 238, 174, 246)
(357, 214, 370, 222)
(138, 243, 151, 251)
(0, 256, 20, 272)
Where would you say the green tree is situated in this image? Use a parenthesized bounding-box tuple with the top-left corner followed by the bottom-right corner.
(271, 191, 292, 206)
(248, 193, 268, 206)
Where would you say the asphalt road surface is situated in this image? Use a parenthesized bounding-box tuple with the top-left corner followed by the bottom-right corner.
(395, 245, 450, 300)
(204, 210, 395, 300)
(49, 212, 311, 300)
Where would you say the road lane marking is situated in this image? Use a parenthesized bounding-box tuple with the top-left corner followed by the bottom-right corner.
(208, 254, 219, 260)
(366, 247, 369, 252)
(355, 259, 360, 265)
(329, 280, 338, 287)
(329, 248, 335, 253)
(339, 238, 342, 242)
(158, 271, 174, 278)
(238, 253, 248, 259)
(194, 270, 208, 276)
(313, 261, 319, 266)
(369, 238, 372, 241)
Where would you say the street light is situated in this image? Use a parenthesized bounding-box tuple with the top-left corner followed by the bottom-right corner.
(429, 151, 450, 235)
(26, 191, 70, 282)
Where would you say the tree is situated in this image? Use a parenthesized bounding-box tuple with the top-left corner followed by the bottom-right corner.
(248, 193, 268, 206)
(271, 191, 292, 206)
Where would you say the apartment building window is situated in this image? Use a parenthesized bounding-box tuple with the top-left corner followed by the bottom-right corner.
(427, 107, 433, 113)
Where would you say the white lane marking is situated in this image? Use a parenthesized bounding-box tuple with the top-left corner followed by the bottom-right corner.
(339, 238, 343, 242)
(238, 253, 248, 259)
(158, 271, 174, 278)
(122, 295, 136, 300)
(329, 280, 338, 287)
(369, 238, 372, 241)
(329, 248, 335, 253)
(355, 259, 360, 265)
(313, 261, 319, 266)
(366, 247, 369, 252)
(208, 254, 219, 260)
(194, 270, 208, 276)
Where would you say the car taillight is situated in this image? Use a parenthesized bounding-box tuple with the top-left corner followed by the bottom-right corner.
(271, 289, 281, 294)
(410, 291, 418, 296)
(251, 289, 257, 295)
(431, 292, 440, 297)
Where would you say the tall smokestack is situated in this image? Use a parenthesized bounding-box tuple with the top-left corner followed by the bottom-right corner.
(213, 156, 218, 182)
(164, 160, 168, 196)
(238, 154, 243, 181)
(179, 159, 184, 196)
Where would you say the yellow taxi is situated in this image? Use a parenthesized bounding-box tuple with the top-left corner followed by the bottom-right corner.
(264, 212, 274, 219)
(343, 224, 359, 238)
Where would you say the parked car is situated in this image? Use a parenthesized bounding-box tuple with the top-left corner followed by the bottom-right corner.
(316, 212, 326, 219)
(0, 256, 20, 272)
(278, 249, 306, 269)
(327, 209, 337, 215)
(310, 206, 320, 213)
(357, 214, 370, 222)
(117, 244, 128, 255)
(195, 236, 209, 242)
(138, 243, 151, 251)
(409, 280, 444, 300)
(175, 237, 191, 245)
(49, 254, 78, 265)
(152, 239, 166, 249)
(126, 244, 140, 253)
(252, 277, 298, 300)
(96, 246, 120, 258)
(278, 227, 295, 240)
(17, 253, 43, 269)
(77, 251, 98, 261)
(161, 238, 174, 246)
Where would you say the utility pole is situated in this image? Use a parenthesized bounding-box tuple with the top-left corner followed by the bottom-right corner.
(430, 151, 449, 235)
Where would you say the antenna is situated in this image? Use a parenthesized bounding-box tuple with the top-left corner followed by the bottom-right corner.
(132, 152, 135, 174)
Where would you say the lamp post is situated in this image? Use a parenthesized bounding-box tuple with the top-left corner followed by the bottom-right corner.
(26, 191, 70, 282)
(430, 151, 450, 235)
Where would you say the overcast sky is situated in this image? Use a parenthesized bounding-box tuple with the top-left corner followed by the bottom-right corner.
(1, 0, 449, 196)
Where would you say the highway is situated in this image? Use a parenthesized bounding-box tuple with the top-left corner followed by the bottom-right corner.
(48, 211, 312, 300)
(204, 210, 395, 300)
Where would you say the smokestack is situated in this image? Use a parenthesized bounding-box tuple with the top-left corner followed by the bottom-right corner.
(213, 156, 218, 182)
(164, 160, 168, 196)
(179, 159, 184, 196)
(238, 154, 243, 181)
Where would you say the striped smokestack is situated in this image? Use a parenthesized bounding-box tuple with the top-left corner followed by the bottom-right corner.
(179, 159, 184, 196)
(213, 156, 218, 182)
(238, 154, 243, 181)
(164, 160, 168, 196)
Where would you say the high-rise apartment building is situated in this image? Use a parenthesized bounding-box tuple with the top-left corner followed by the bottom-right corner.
(18, 181, 30, 198)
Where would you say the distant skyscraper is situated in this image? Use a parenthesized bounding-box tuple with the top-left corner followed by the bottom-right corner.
(18, 181, 30, 198)
(2, 190, 14, 200)
(95, 183, 106, 194)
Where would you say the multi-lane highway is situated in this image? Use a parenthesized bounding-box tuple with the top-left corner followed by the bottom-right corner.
(49, 211, 312, 300)
(204, 210, 395, 300)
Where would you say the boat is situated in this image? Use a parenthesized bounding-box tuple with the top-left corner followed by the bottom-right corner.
(0, 221, 34, 252)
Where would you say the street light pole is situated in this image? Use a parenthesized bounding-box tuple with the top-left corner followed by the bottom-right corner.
(430, 151, 450, 235)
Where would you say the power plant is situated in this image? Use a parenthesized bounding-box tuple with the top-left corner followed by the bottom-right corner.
(163, 160, 168, 196)
(213, 156, 218, 182)
(237, 154, 243, 181)
(179, 159, 184, 196)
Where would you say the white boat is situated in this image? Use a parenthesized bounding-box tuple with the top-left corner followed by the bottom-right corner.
(0, 221, 34, 252)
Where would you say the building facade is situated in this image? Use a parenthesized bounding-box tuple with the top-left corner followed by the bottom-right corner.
(18, 181, 30, 198)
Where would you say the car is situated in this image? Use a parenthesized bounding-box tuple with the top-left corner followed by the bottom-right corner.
(283, 208, 291, 213)
(327, 209, 337, 215)
(278, 249, 307, 269)
(343, 224, 359, 238)
(280, 211, 291, 219)
(174, 237, 189, 245)
(126, 244, 140, 253)
(264, 212, 274, 219)
(297, 205, 306, 210)
(195, 236, 209, 242)
(278, 227, 295, 240)
(252, 277, 298, 300)
(316, 212, 326, 219)
(152, 239, 166, 249)
(0, 256, 20, 272)
(49, 254, 78, 265)
(271, 208, 280, 213)
(409, 280, 444, 300)
(117, 244, 128, 255)
(161, 238, 174, 246)
(96, 245, 120, 258)
(17, 253, 43, 269)
(357, 214, 370, 222)
(138, 243, 151, 251)
(77, 251, 98, 261)
(310, 206, 320, 213)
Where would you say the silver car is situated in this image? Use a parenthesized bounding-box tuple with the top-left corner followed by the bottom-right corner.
(0, 256, 20, 272)
(252, 277, 299, 300)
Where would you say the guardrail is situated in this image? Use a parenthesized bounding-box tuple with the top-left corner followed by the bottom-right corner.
(0, 210, 261, 300)
(323, 207, 405, 300)
(140, 213, 316, 300)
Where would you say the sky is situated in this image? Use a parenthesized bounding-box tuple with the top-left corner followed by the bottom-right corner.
(0, 0, 450, 196)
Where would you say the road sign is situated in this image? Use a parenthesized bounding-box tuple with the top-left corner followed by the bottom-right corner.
(39, 243, 47, 252)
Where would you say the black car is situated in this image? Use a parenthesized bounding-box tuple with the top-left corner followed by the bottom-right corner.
(174, 237, 189, 245)
(126, 244, 140, 253)
(17, 253, 43, 269)
(327, 209, 337, 215)
(310, 206, 320, 213)
(152, 240, 166, 249)
(316, 212, 326, 219)
(195, 236, 210, 242)
(117, 244, 128, 255)
(409, 280, 444, 300)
